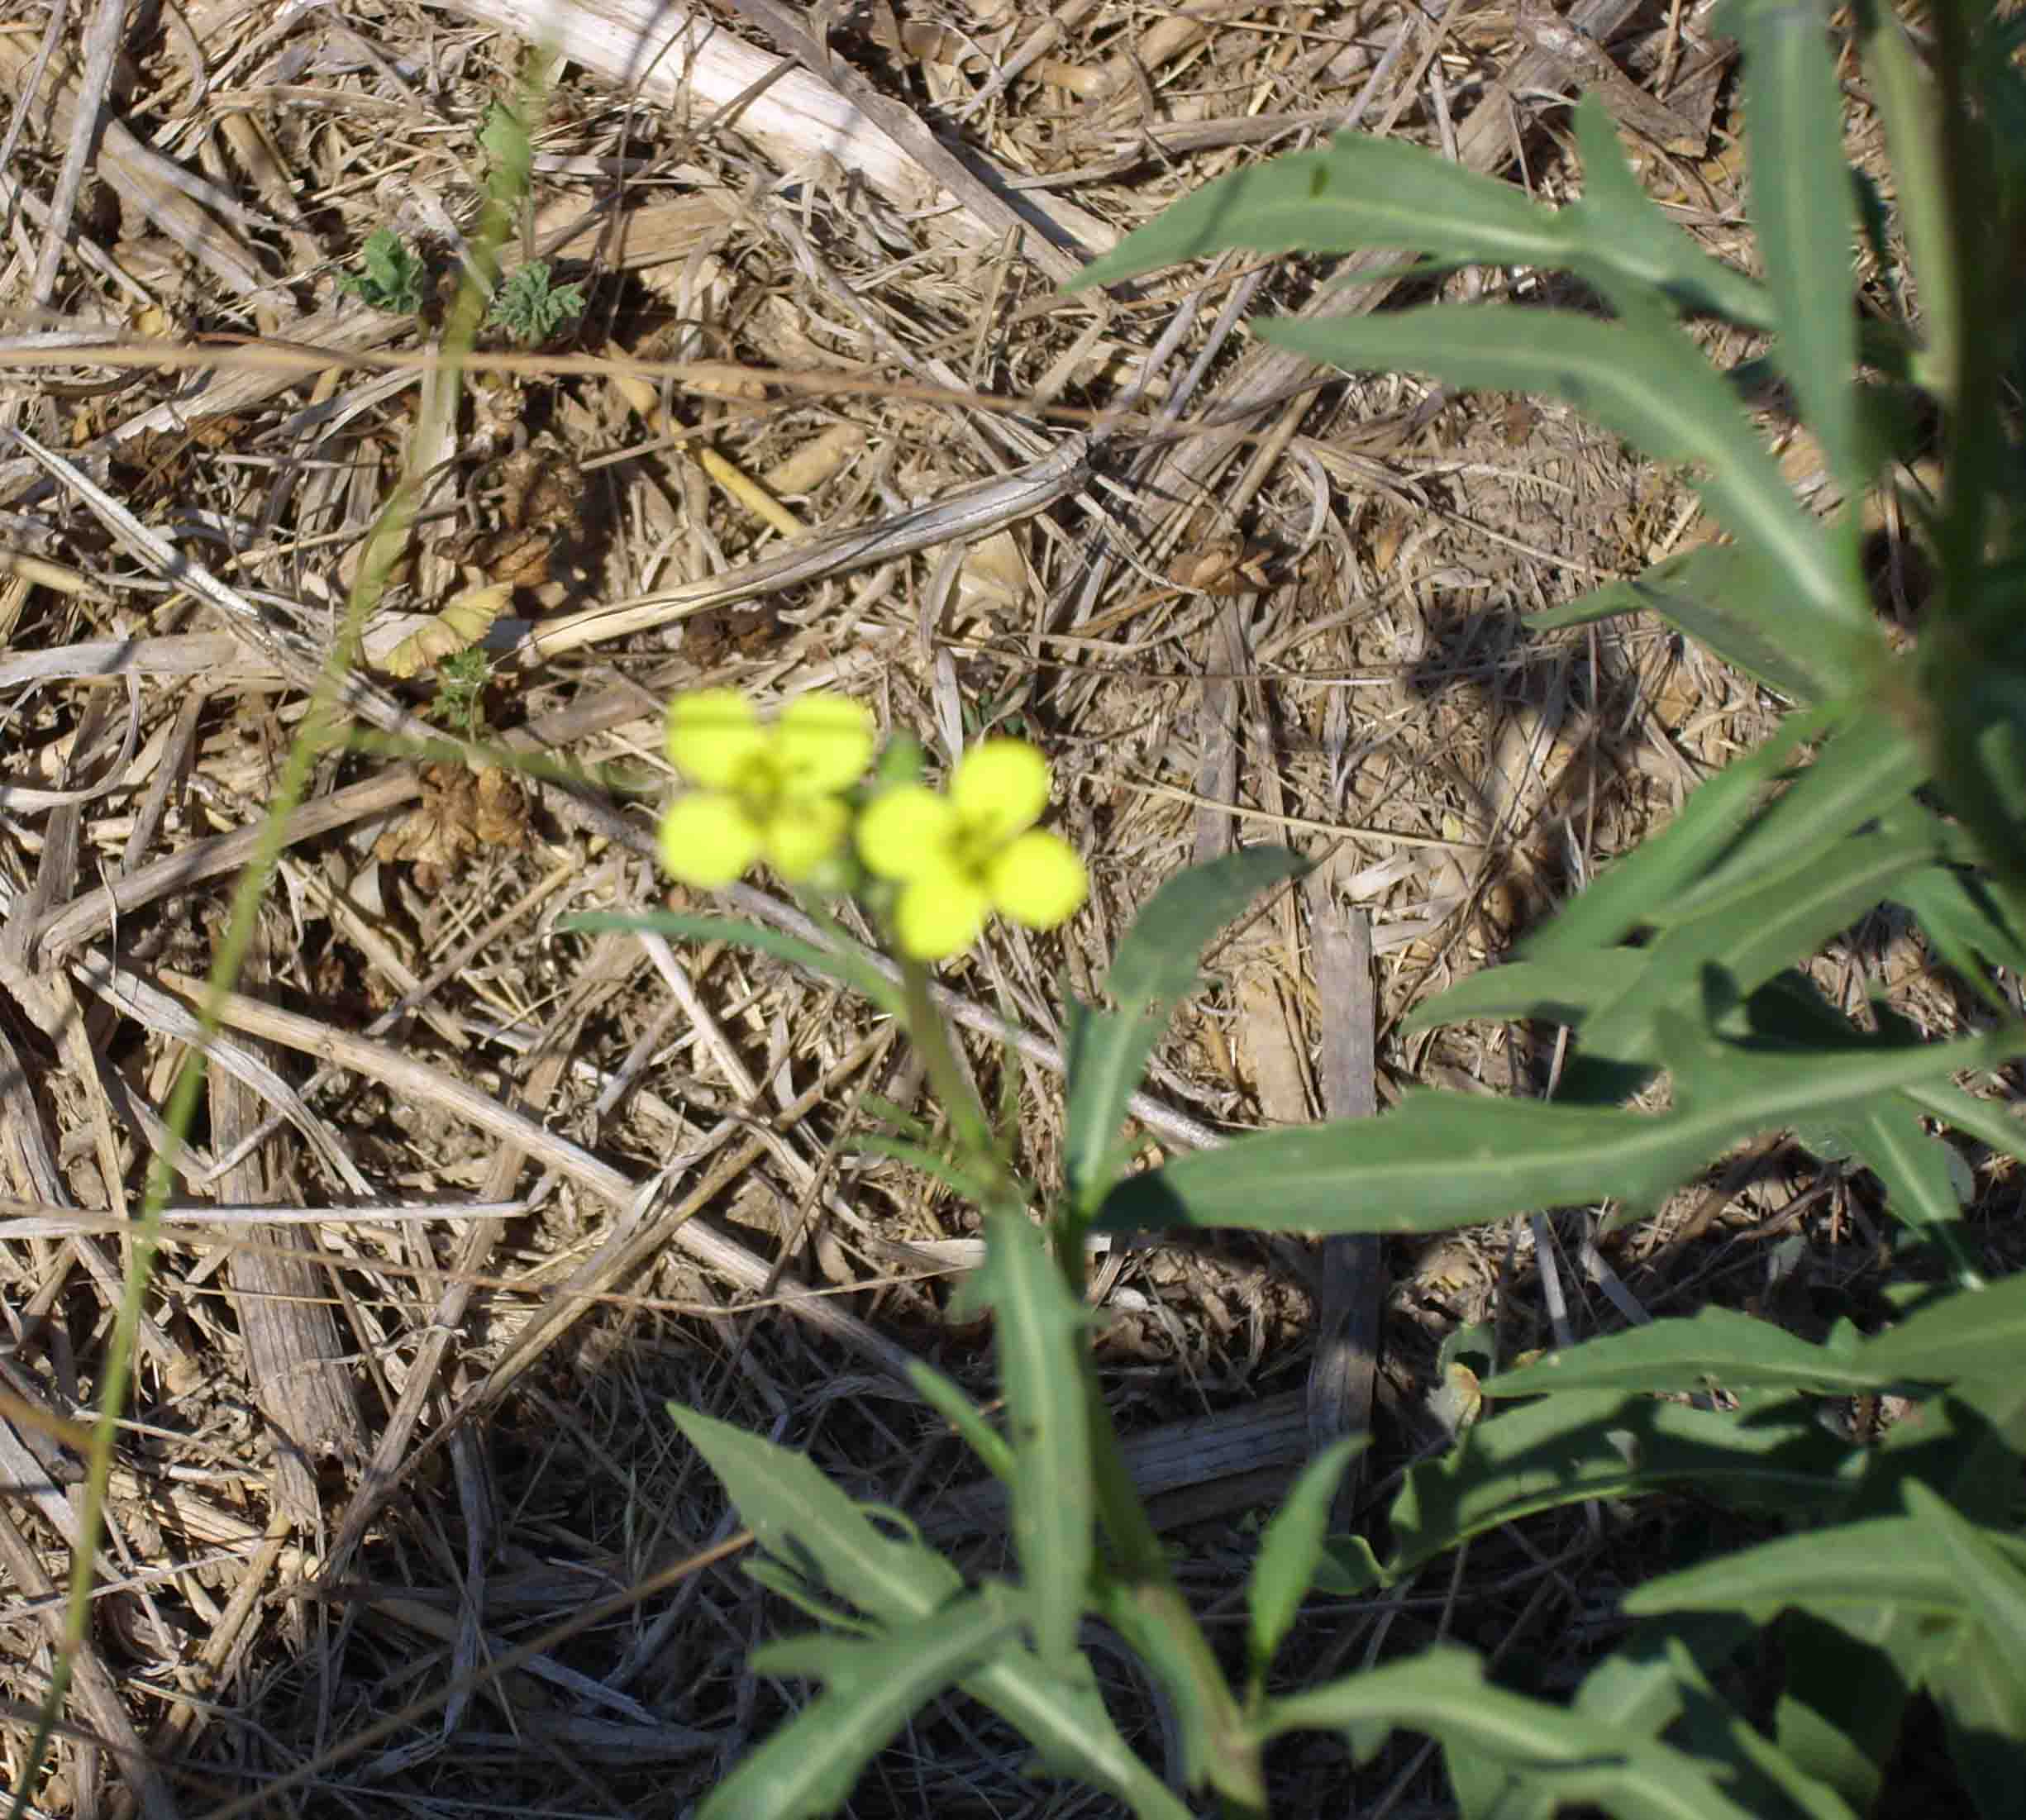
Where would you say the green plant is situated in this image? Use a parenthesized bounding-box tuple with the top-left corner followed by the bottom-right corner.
(427, 645, 495, 739)
(336, 226, 428, 314)
(486, 259, 585, 344)
(568, 2, 2026, 1814)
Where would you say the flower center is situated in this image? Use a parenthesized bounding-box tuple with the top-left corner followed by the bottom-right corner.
(733, 751, 786, 819)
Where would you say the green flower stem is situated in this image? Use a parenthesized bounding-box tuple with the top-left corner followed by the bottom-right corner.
(898, 955, 1023, 1215)
(891, 952, 1257, 1806)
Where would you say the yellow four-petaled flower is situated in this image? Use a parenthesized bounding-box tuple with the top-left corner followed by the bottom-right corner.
(856, 739, 1088, 959)
(657, 688, 874, 888)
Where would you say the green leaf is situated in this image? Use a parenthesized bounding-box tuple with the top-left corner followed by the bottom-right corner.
(1064, 846, 1305, 1212)
(338, 227, 427, 314)
(1572, 808, 1938, 1078)
(1901, 1077, 2026, 1175)
(1093, 1017, 2020, 1241)
(1067, 99, 1772, 332)
(1258, 293, 1877, 684)
(1659, 1630, 1866, 1820)
(1926, 1622, 2026, 1820)
(479, 98, 534, 203)
(488, 260, 587, 345)
(1245, 1436, 1362, 1683)
(961, 1211, 1093, 1670)
(1383, 1392, 1858, 1578)
(1404, 949, 1645, 1035)
(671, 1408, 1189, 1818)
(1623, 1510, 2026, 1622)
(1064, 135, 1575, 292)
(704, 1589, 1023, 1820)
(1259, 1644, 1768, 1820)
(1850, 0, 1959, 403)
(1771, 1609, 1904, 1816)
(1894, 865, 2026, 1010)
(1484, 1308, 1877, 1400)
(673, 1407, 965, 1625)
(1665, 715, 1926, 922)
(1858, 1270, 2026, 1384)
(1838, 1097, 1973, 1246)
(1902, 1480, 2026, 1661)
(1519, 712, 1823, 964)
(1731, 0, 1866, 507)
(1564, 95, 1776, 329)
(1528, 543, 1833, 702)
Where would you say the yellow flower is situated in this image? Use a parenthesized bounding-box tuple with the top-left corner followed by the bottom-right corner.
(658, 689, 874, 888)
(856, 738, 1087, 959)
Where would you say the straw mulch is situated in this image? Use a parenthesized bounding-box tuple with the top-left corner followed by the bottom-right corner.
(0, 1, 1960, 1813)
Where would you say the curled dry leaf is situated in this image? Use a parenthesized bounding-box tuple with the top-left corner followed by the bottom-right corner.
(374, 763, 479, 889)
(363, 580, 512, 679)
(374, 763, 530, 889)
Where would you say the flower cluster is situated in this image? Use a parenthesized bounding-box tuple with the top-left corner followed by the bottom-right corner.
(657, 691, 1086, 959)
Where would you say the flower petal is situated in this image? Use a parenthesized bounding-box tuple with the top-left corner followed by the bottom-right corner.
(659, 792, 764, 888)
(987, 831, 1088, 930)
(949, 739, 1050, 845)
(893, 867, 991, 960)
(775, 693, 875, 794)
(666, 689, 765, 787)
(764, 796, 851, 882)
(856, 785, 957, 881)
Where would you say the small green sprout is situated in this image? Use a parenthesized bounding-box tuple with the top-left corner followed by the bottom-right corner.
(337, 227, 427, 315)
(488, 261, 586, 345)
(427, 647, 494, 739)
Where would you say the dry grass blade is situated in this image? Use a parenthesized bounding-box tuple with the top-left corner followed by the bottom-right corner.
(206, 939, 363, 1527)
